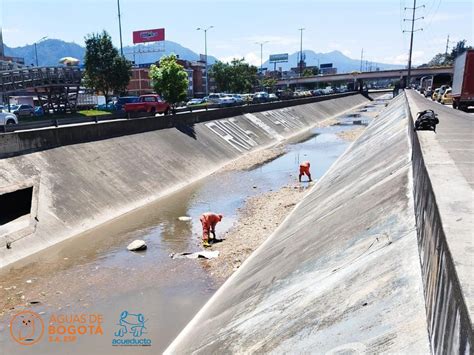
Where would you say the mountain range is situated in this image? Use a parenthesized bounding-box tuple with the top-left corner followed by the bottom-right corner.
(262, 50, 403, 72)
(4, 38, 402, 73)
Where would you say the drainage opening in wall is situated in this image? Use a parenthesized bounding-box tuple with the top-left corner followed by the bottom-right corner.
(0, 187, 33, 233)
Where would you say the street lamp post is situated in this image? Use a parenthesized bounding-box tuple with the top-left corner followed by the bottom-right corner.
(197, 26, 214, 96)
(298, 28, 305, 78)
(255, 41, 269, 73)
(34, 36, 48, 66)
(117, 0, 124, 57)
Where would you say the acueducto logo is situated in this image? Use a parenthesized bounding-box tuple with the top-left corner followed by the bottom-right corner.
(112, 311, 152, 346)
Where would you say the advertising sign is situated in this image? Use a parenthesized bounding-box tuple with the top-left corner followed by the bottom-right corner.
(133, 28, 165, 44)
(320, 63, 333, 69)
(269, 53, 289, 63)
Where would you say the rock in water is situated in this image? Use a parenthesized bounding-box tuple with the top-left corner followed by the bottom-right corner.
(127, 240, 147, 251)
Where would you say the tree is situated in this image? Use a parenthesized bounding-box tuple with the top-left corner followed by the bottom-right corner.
(422, 40, 472, 67)
(302, 68, 314, 77)
(448, 40, 472, 62)
(210, 59, 258, 93)
(84, 31, 132, 103)
(261, 77, 278, 92)
(427, 53, 449, 67)
(149, 54, 188, 111)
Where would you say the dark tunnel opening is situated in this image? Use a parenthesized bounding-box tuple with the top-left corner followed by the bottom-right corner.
(0, 187, 33, 226)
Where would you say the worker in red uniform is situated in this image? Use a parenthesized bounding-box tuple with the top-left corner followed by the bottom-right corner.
(200, 212, 223, 247)
(299, 161, 312, 182)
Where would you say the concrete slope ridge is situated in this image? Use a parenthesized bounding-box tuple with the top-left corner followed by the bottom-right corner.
(166, 94, 430, 353)
(0, 94, 368, 268)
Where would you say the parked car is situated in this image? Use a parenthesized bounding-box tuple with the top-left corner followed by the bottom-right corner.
(424, 86, 433, 98)
(252, 92, 269, 103)
(124, 94, 170, 114)
(115, 96, 139, 111)
(186, 98, 207, 106)
(440, 88, 453, 105)
(432, 88, 440, 101)
(11, 104, 35, 117)
(437, 85, 450, 102)
(0, 111, 18, 126)
(34, 106, 44, 116)
(268, 93, 279, 102)
(208, 93, 235, 107)
(276, 90, 294, 100)
(232, 94, 244, 105)
(220, 95, 236, 107)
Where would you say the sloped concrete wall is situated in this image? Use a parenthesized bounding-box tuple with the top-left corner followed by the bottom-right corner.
(166, 93, 431, 353)
(0, 94, 368, 268)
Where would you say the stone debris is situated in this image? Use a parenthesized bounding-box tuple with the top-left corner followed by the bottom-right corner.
(127, 240, 147, 251)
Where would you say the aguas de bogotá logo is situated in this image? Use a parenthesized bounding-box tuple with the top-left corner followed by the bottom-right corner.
(10, 310, 45, 345)
(9, 311, 104, 345)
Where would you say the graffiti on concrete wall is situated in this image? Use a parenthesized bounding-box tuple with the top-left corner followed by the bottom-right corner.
(205, 118, 259, 152)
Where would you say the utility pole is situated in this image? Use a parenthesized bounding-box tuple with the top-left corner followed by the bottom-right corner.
(298, 28, 305, 77)
(117, 0, 124, 57)
(445, 34, 450, 58)
(197, 26, 214, 96)
(360, 48, 364, 72)
(404, 0, 424, 88)
(255, 41, 269, 73)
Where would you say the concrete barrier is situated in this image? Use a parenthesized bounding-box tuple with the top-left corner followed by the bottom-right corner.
(167, 92, 431, 353)
(0, 94, 368, 268)
(406, 91, 473, 354)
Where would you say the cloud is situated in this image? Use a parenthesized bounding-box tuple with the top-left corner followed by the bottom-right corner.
(241, 35, 300, 47)
(382, 50, 426, 65)
(2, 27, 20, 34)
(218, 52, 261, 66)
(428, 13, 468, 23)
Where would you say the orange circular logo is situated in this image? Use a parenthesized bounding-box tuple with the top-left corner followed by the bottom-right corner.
(9, 310, 45, 346)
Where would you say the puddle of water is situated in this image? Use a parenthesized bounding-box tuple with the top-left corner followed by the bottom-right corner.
(0, 99, 390, 353)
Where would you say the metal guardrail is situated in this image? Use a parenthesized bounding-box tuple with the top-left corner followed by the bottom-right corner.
(0, 66, 82, 94)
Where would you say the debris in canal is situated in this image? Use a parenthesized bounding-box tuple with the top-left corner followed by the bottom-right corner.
(126, 240, 147, 251)
(170, 250, 220, 260)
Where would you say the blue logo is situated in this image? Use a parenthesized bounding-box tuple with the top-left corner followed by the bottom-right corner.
(111, 311, 152, 347)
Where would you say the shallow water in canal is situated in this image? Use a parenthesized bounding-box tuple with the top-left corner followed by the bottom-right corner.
(0, 97, 390, 353)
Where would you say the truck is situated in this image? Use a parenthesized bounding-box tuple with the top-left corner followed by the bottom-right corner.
(452, 49, 474, 111)
(124, 95, 170, 115)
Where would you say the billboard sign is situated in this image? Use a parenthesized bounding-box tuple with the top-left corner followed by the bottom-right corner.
(133, 28, 165, 44)
(269, 53, 289, 63)
(320, 63, 333, 69)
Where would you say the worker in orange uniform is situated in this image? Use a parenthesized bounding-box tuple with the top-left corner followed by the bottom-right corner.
(299, 161, 312, 182)
(200, 212, 223, 247)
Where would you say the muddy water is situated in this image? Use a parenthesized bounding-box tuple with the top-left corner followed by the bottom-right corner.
(0, 98, 389, 354)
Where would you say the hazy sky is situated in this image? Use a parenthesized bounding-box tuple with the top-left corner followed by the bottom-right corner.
(1, 0, 472, 65)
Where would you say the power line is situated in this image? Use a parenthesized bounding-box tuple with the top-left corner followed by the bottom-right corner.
(403, 0, 425, 87)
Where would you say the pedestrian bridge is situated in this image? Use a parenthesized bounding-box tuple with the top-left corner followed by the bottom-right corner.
(0, 66, 81, 94)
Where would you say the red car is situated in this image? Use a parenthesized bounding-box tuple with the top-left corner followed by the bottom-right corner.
(124, 94, 170, 114)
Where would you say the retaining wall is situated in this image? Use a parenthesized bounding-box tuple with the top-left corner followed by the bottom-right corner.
(0, 94, 368, 268)
(407, 92, 473, 354)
